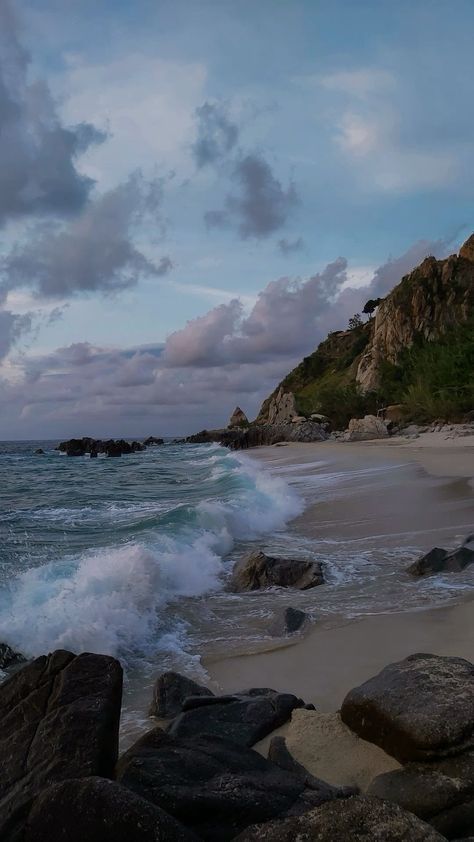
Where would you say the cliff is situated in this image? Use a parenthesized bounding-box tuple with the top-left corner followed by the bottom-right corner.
(257, 234, 474, 427)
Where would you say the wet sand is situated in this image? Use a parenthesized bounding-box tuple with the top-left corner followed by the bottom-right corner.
(205, 434, 474, 707)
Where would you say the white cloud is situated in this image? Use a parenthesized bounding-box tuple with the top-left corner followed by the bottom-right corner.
(56, 53, 208, 188)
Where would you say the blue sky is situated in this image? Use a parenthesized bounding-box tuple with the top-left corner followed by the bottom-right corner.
(0, 0, 473, 437)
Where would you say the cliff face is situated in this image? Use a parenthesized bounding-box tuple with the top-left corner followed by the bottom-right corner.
(356, 236, 474, 391)
(256, 234, 474, 425)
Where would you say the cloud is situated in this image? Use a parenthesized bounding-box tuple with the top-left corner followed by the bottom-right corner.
(278, 236, 304, 255)
(206, 153, 298, 239)
(1, 173, 171, 298)
(0, 234, 456, 437)
(192, 101, 239, 167)
(0, 0, 104, 226)
(0, 309, 31, 360)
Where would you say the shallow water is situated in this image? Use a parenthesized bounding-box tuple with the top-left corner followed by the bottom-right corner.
(1, 438, 473, 744)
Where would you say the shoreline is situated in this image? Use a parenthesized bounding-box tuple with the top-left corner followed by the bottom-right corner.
(205, 433, 474, 708)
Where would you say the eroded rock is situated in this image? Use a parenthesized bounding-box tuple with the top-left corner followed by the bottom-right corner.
(345, 415, 389, 441)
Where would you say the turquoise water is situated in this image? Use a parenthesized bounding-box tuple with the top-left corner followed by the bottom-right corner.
(0, 440, 302, 665)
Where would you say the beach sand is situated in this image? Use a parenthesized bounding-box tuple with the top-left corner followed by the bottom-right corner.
(205, 432, 474, 710)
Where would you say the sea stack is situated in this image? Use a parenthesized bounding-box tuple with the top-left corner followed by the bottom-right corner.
(229, 407, 249, 427)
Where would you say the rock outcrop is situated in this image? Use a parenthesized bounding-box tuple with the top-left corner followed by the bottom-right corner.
(187, 420, 328, 449)
(229, 550, 324, 592)
(116, 728, 350, 841)
(149, 671, 213, 718)
(356, 236, 474, 392)
(228, 406, 249, 427)
(340, 653, 474, 762)
(167, 688, 304, 747)
(57, 437, 147, 457)
(0, 650, 123, 838)
(345, 414, 389, 441)
(18, 777, 196, 842)
(234, 796, 446, 841)
(266, 388, 298, 424)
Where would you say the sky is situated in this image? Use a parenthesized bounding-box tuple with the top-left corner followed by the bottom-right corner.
(0, 0, 473, 439)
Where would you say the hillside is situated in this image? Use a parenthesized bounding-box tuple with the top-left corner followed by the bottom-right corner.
(256, 234, 474, 428)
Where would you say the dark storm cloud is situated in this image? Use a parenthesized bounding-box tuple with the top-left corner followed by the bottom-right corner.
(192, 101, 239, 167)
(0, 0, 105, 226)
(278, 236, 304, 255)
(206, 153, 299, 239)
(1, 173, 172, 298)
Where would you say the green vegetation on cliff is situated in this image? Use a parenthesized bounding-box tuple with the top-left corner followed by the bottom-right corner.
(257, 235, 474, 428)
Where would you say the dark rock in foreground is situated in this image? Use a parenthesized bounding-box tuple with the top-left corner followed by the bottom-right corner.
(17, 777, 197, 842)
(341, 653, 474, 762)
(167, 687, 304, 747)
(234, 795, 446, 841)
(230, 550, 324, 592)
(116, 728, 350, 841)
(369, 750, 474, 839)
(269, 607, 309, 636)
(0, 650, 123, 838)
(149, 670, 213, 718)
(408, 545, 474, 576)
(0, 642, 26, 670)
(187, 420, 328, 450)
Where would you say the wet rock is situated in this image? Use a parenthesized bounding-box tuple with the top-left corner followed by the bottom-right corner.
(167, 688, 304, 747)
(0, 650, 123, 837)
(341, 653, 474, 762)
(229, 551, 324, 592)
(149, 671, 213, 718)
(116, 728, 345, 841)
(34, 448, 44, 455)
(234, 795, 446, 841)
(408, 546, 474, 576)
(16, 777, 197, 842)
(0, 643, 26, 670)
(143, 436, 164, 446)
(269, 607, 308, 636)
(369, 750, 474, 839)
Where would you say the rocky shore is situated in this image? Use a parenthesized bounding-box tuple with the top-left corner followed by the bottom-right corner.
(0, 645, 472, 840)
(56, 435, 164, 457)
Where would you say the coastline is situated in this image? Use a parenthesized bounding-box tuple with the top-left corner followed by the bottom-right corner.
(204, 433, 474, 708)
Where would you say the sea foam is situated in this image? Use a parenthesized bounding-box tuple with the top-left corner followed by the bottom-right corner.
(0, 446, 302, 661)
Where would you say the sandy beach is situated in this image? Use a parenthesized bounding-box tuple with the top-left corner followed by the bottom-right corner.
(205, 432, 474, 710)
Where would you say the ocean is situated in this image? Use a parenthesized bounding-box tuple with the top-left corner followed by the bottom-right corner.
(1, 438, 473, 743)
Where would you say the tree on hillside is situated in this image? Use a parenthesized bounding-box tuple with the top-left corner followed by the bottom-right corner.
(362, 297, 383, 318)
(348, 313, 363, 330)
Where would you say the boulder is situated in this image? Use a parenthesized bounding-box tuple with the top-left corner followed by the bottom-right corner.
(0, 643, 26, 670)
(167, 688, 304, 747)
(345, 415, 389, 441)
(268, 607, 308, 636)
(229, 407, 249, 427)
(341, 653, 474, 762)
(408, 545, 474, 576)
(234, 796, 446, 841)
(229, 551, 324, 592)
(34, 448, 44, 455)
(0, 650, 123, 837)
(116, 728, 349, 841)
(16, 777, 197, 842)
(369, 750, 474, 839)
(149, 671, 213, 718)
